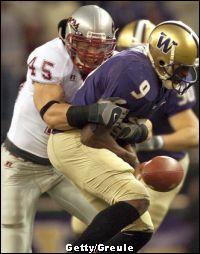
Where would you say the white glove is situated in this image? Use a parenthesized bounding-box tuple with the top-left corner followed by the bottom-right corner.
(135, 135, 164, 151)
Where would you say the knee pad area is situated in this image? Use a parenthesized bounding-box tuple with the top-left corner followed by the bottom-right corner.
(1, 222, 25, 229)
(112, 180, 150, 207)
(1, 208, 26, 228)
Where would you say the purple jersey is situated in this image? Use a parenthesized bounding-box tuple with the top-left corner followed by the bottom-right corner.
(73, 48, 196, 162)
(137, 86, 196, 162)
(73, 49, 171, 119)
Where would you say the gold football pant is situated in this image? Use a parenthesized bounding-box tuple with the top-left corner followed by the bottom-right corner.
(48, 130, 154, 233)
(71, 152, 189, 234)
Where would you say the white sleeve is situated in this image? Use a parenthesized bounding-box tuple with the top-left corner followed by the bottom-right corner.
(26, 46, 72, 84)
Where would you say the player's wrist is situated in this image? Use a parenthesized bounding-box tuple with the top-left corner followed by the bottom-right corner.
(66, 101, 128, 129)
(153, 135, 164, 149)
(135, 135, 164, 151)
(66, 103, 111, 128)
(66, 104, 98, 129)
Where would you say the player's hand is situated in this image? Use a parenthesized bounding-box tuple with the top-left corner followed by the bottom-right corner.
(129, 118, 153, 140)
(111, 118, 149, 144)
(134, 162, 148, 180)
(88, 97, 129, 128)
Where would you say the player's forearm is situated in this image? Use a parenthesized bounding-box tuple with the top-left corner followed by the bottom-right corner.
(81, 124, 127, 156)
(162, 127, 199, 151)
(43, 103, 72, 130)
(81, 124, 138, 168)
(124, 144, 140, 167)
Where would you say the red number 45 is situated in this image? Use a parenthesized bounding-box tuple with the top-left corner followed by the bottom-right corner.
(28, 57, 54, 81)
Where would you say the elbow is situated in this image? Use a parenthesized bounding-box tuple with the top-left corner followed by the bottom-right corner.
(191, 134, 199, 147)
(189, 128, 199, 147)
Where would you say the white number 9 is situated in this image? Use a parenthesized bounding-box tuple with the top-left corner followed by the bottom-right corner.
(131, 80, 151, 99)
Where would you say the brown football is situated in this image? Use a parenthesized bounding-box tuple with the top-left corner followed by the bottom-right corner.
(140, 156, 184, 192)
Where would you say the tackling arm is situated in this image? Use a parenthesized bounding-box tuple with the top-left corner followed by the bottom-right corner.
(33, 83, 129, 130)
(33, 82, 72, 130)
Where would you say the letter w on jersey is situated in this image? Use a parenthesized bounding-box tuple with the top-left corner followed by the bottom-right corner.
(157, 32, 178, 54)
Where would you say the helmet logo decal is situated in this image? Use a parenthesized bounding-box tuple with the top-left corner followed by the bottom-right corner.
(157, 32, 178, 54)
(68, 17, 80, 32)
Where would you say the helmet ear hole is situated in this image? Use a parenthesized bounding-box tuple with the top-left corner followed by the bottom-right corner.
(58, 19, 68, 40)
(159, 60, 165, 66)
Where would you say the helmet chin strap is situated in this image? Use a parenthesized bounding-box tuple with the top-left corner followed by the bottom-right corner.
(75, 54, 84, 66)
(74, 54, 93, 75)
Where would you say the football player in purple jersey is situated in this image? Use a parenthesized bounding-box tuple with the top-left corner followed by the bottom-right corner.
(47, 21, 199, 252)
(116, 19, 199, 232)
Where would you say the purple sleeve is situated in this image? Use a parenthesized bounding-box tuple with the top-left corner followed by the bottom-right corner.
(72, 50, 160, 119)
(165, 86, 196, 116)
(73, 63, 153, 110)
(72, 67, 105, 105)
(72, 55, 140, 106)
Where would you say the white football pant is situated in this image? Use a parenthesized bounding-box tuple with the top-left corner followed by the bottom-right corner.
(1, 145, 97, 253)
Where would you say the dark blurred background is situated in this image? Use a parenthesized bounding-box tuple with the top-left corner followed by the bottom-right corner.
(1, 1, 199, 253)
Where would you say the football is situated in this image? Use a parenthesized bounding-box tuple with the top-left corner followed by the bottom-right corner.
(140, 156, 184, 192)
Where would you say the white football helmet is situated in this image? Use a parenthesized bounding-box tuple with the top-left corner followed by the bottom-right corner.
(58, 5, 117, 75)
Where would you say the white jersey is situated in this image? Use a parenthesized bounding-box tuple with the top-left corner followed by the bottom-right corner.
(7, 38, 83, 158)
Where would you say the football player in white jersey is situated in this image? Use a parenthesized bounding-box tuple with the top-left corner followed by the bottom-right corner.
(1, 5, 128, 253)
